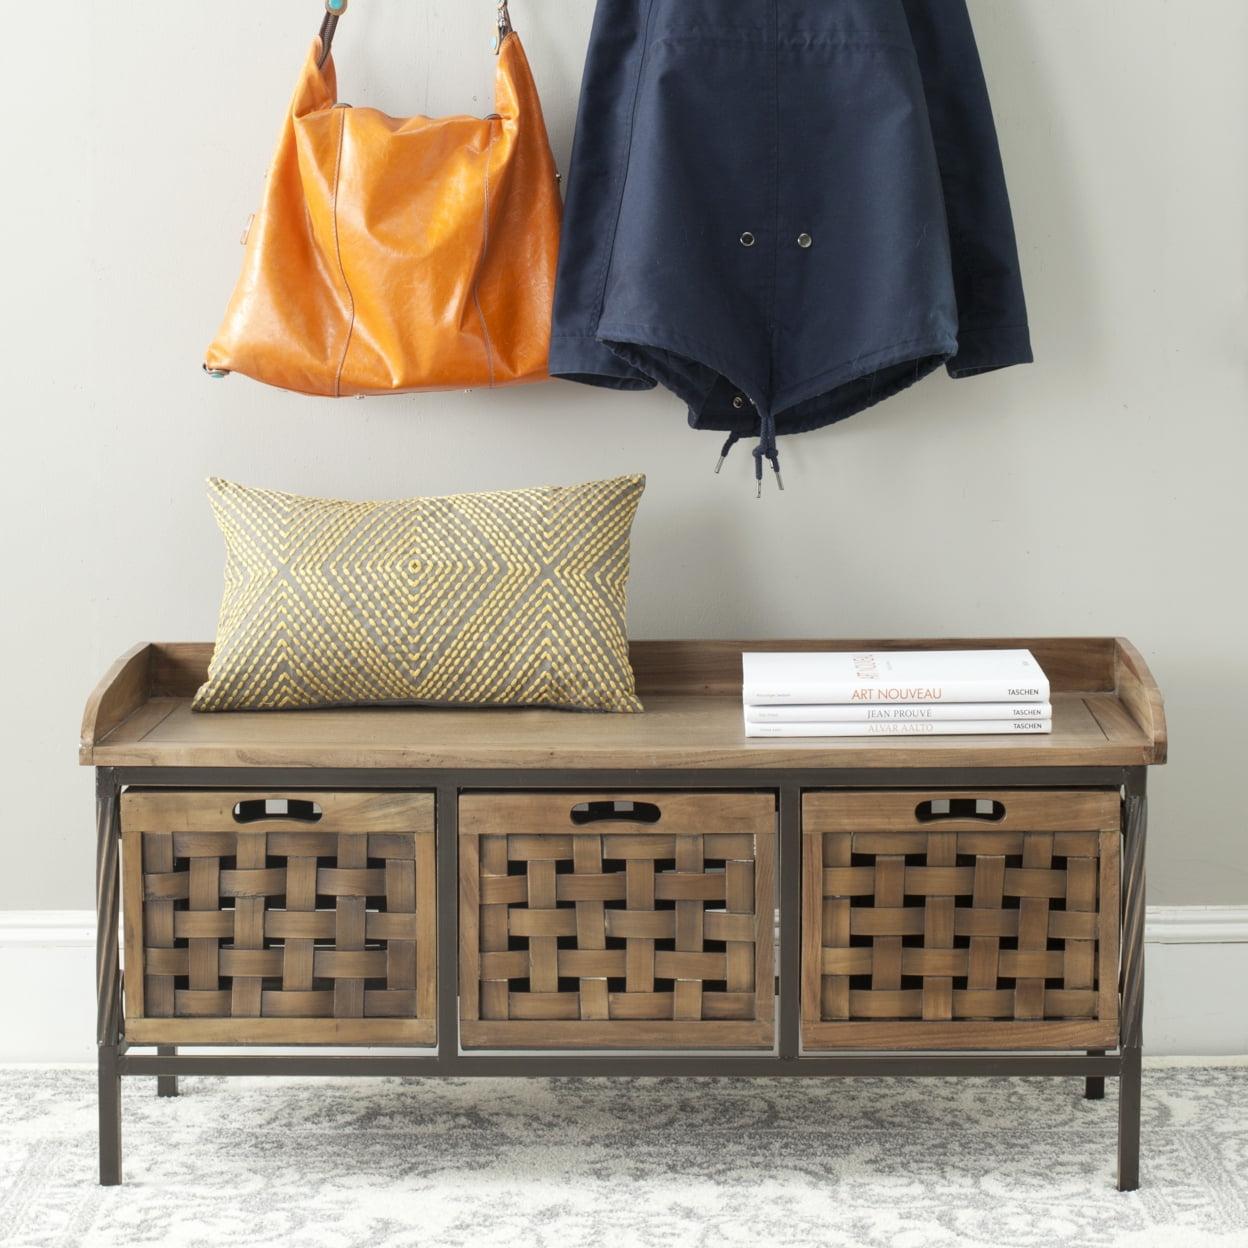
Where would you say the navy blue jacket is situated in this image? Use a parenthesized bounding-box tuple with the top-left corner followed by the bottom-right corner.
(550, 1, 1032, 475)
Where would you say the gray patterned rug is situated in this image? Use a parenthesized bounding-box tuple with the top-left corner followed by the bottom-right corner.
(1, 1064, 1246, 1247)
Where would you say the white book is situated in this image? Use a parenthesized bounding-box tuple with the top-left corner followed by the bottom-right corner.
(745, 701, 1053, 724)
(742, 649, 1049, 706)
(745, 718, 1054, 738)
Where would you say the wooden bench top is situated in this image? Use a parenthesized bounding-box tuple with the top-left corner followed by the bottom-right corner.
(80, 638, 1166, 771)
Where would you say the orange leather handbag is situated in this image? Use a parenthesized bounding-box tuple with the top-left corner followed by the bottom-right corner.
(204, 1, 561, 396)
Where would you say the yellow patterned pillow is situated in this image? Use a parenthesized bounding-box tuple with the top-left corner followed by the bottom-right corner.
(193, 475, 645, 713)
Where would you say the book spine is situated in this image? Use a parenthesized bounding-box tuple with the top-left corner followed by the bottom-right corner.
(744, 719, 1054, 738)
(742, 678, 1050, 706)
(744, 702, 1053, 724)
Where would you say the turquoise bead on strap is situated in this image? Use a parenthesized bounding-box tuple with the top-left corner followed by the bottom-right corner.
(326, 0, 347, 14)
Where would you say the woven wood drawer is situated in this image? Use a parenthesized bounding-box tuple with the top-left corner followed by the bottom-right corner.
(121, 790, 437, 1045)
(459, 792, 776, 1049)
(801, 790, 1121, 1051)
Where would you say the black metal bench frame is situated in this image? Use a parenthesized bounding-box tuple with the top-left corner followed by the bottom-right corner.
(95, 763, 1147, 1190)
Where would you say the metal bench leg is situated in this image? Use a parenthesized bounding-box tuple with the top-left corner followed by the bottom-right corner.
(98, 1044, 122, 1186)
(157, 1046, 179, 1098)
(96, 769, 123, 1185)
(1085, 1049, 1105, 1100)
(1117, 776, 1147, 1192)
(1117, 1046, 1142, 1190)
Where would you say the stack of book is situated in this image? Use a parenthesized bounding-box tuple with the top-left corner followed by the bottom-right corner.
(742, 649, 1052, 737)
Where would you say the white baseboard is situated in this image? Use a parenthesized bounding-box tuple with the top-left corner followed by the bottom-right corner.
(1, 907, 1245, 1062)
(1, 912, 99, 1063)
(1140, 905, 1248, 944)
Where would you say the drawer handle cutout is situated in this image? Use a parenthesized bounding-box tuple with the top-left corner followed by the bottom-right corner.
(570, 800, 661, 826)
(915, 798, 1005, 824)
(233, 798, 323, 824)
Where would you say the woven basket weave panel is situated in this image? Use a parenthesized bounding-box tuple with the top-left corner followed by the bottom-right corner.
(464, 828, 774, 1030)
(132, 827, 436, 1027)
(806, 827, 1119, 1026)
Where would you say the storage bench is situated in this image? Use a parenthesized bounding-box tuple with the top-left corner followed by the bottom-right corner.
(81, 636, 1165, 1190)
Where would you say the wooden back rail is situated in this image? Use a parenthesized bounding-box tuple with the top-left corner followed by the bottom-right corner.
(82, 638, 1166, 766)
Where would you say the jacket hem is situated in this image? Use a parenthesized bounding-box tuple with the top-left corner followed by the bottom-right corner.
(597, 318, 957, 435)
(947, 323, 1034, 377)
(549, 333, 657, 391)
(770, 335, 957, 418)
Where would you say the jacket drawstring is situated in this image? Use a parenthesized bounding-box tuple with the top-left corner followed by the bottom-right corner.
(751, 410, 783, 497)
(714, 431, 742, 474)
(713, 418, 783, 495)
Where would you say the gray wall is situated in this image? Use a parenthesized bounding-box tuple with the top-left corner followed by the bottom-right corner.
(3, 1, 1244, 909)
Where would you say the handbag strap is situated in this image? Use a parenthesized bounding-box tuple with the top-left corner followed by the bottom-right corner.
(315, 1, 515, 69)
(316, 0, 346, 69)
(493, 1, 514, 52)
